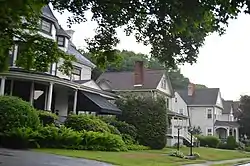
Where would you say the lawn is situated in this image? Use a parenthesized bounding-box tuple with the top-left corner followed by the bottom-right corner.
(35, 147, 250, 166)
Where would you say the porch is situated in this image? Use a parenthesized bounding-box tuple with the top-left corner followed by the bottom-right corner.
(214, 120, 240, 142)
(0, 69, 121, 118)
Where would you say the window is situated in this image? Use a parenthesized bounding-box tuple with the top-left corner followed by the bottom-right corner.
(57, 36, 65, 47)
(175, 97, 177, 102)
(207, 109, 212, 119)
(179, 109, 184, 115)
(71, 66, 81, 81)
(166, 98, 169, 109)
(207, 128, 212, 136)
(41, 19, 52, 34)
(161, 78, 166, 89)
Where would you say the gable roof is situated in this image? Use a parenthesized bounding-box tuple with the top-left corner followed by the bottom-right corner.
(177, 88, 219, 105)
(222, 99, 241, 116)
(97, 69, 168, 91)
(41, 5, 95, 68)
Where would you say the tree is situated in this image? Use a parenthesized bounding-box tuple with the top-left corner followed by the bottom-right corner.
(238, 95, 250, 137)
(1, 0, 250, 72)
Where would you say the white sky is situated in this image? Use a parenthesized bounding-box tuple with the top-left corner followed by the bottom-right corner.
(53, 9, 250, 101)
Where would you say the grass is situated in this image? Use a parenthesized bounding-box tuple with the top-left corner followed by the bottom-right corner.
(35, 147, 250, 166)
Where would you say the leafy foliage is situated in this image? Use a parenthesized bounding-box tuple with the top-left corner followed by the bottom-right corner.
(239, 95, 250, 137)
(100, 115, 137, 140)
(0, 96, 40, 133)
(197, 135, 220, 148)
(189, 126, 202, 135)
(64, 114, 111, 133)
(37, 110, 58, 126)
(169, 150, 185, 158)
(2, 0, 250, 70)
(117, 95, 167, 149)
(226, 136, 238, 150)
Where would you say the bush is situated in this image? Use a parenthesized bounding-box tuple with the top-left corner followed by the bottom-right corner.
(197, 135, 220, 148)
(64, 114, 111, 133)
(117, 95, 167, 149)
(0, 127, 39, 149)
(0, 96, 40, 133)
(36, 125, 82, 149)
(245, 146, 250, 152)
(37, 110, 58, 126)
(226, 136, 237, 150)
(126, 144, 150, 150)
(100, 116, 137, 139)
(169, 150, 185, 158)
(81, 131, 127, 151)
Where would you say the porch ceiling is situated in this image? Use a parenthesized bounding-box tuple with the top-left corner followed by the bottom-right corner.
(167, 111, 189, 119)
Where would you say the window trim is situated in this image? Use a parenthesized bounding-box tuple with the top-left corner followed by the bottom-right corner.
(71, 65, 82, 81)
(206, 127, 213, 136)
(57, 36, 65, 47)
(40, 18, 52, 35)
(207, 108, 212, 119)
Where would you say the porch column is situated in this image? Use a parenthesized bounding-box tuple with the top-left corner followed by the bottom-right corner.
(235, 128, 239, 142)
(46, 82, 54, 111)
(227, 128, 230, 137)
(0, 77, 6, 96)
(10, 80, 14, 96)
(73, 89, 78, 114)
(29, 82, 34, 105)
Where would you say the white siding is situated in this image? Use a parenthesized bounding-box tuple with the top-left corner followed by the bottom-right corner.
(82, 80, 102, 90)
(189, 106, 215, 135)
(172, 92, 188, 116)
(156, 74, 172, 96)
(216, 91, 223, 108)
(221, 114, 230, 121)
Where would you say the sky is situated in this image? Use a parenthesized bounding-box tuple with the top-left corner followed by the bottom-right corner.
(53, 8, 250, 101)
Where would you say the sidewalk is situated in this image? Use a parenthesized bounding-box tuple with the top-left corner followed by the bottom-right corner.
(184, 158, 250, 166)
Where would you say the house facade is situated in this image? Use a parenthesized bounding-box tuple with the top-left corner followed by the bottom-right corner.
(97, 61, 195, 146)
(176, 84, 240, 142)
(0, 5, 121, 118)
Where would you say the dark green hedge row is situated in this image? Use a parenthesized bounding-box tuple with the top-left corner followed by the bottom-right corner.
(37, 110, 58, 126)
(197, 135, 220, 148)
(116, 95, 167, 149)
(0, 125, 127, 151)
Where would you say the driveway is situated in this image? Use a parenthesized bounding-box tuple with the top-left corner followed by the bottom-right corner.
(0, 148, 113, 166)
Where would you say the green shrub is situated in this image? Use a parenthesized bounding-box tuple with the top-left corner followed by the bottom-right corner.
(226, 136, 237, 150)
(197, 135, 220, 148)
(64, 114, 111, 133)
(169, 150, 185, 158)
(245, 146, 250, 152)
(81, 131, 127, 151)
(126, 144, 150, 150)
(117, 95, 167, 149)
(0, 127, 39, 149)
(0, 96, 40, 133)
(37, 110, 58, 126)
(100, 116, 137, 139)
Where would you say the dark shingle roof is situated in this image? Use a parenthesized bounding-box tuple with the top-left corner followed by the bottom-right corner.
(177, 88, 219, 105)
(97, 69, 166, 90)
(214, 120, 240, 128)
(222, 100, 241, 115)
(41, 5, 57, 22)
(56, 28, 70, 38)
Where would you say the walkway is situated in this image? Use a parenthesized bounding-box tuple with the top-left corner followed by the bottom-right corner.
(184, 158, 250, 166)
(0, 148, 113, 166)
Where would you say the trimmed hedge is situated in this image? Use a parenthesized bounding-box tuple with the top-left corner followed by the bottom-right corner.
(116, 95, 167, 149)
(64, 114, 111, 133)
(37, 110, 58, 126)
(218, 136, 238, 150)
(197, 135, 220, 148)
(0, 96, 40, 133)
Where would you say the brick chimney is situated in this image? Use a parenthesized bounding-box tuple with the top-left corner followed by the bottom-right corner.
(188, 83, 195, 96)
(134, 61, 144, 86)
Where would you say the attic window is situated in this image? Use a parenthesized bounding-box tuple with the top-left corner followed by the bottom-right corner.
(57, 36, 65, 47)
(161, 78, 166, 89)
(40, 19, 52, 34)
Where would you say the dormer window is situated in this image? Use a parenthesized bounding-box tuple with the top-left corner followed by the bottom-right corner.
(161, 78, 166, 89)
(41, 19, 52, 34)
(71, 66, 81, 81)
(57, 36, 65, 47)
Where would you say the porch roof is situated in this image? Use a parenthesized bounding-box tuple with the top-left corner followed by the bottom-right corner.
(79, 92, 122, 115)
(214, 120, 240, 128)
(167, 111, 189, 119)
